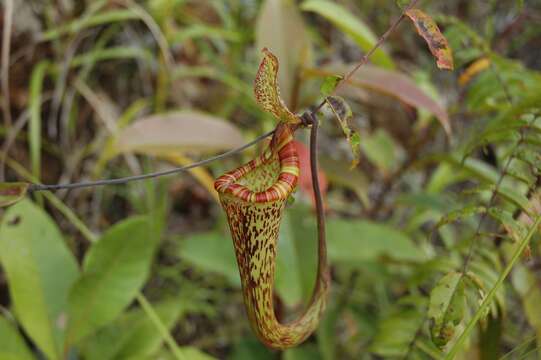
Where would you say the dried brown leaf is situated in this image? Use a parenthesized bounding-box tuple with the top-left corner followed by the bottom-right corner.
(405, 9, 454, 70)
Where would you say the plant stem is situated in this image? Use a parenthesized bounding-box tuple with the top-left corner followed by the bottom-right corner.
(446, 216, 541, 359)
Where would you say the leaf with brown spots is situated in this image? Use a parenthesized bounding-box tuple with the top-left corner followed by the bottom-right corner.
(0, 182, 29, 207)
(254, 48, 301, 124)
(405, 9, 454, 70)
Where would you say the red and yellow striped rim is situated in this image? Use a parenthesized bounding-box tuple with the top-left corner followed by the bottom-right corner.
(214, 123, 299, 203)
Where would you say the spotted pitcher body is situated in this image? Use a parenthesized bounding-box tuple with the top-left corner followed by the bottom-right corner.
(215, 123, 329, 349)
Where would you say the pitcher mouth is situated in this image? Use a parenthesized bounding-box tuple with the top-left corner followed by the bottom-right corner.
(214, 124, 299, 203)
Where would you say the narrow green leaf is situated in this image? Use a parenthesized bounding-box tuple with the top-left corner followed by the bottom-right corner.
(0, 316, 34, 360)
(428, 272, 466, 348)
(435, 205, 486, 229)
(0, 182, 28, 207)
(320, 75, 342, 97)
(66, 217, 155, 344)
(0, 199, 80, 360)
(29, 61, 49, 180)
(301, 0, 395, 68)
(446, 216, 541, 359)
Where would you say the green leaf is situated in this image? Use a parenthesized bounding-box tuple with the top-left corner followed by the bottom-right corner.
(66, 217, 155, 344)
(370, 298, 427, 357)
(231, 338, 274, 360)
(81, 299, 186, 360)
(488, 208, 528, 242)
(0, 316, 34, 360)
(435, 205, 486, 229)
(0, 182, 28, 207)
(327, 219, 425, 263)
(320, 75, 342, 97)
(0, 199, 80, 360)
(511, 265, 541, 344)
(283, 344, 322, 360)
(178, 231, 240, 286)
(360, 129, 402, 174)
(301, 0, 394, 69)
(29, 61, 49, 180)
(428, 272, 466, 348)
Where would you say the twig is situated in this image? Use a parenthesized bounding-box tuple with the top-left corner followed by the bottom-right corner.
(28, 129, 275, 192)
(312, 0, 420, 114)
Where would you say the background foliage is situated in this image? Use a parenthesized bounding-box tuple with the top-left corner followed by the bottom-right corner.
(0, 0, 540, 359)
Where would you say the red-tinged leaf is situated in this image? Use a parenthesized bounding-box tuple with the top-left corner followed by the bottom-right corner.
(293, 140, 328, 208)
(314, 65, 452, 136)
(405, 9, 454, 70)
(115, 111, 244, 156)
(0, 182, 29, 207)
(254, 48, 301, 124)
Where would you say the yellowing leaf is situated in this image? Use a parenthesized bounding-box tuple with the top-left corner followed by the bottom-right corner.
(458, 57, 491, 86)
(254, 48, 301, 124)
(405, 9, 454, 70)
(0, 182, 29, 207)
(115, 111, 244, 155)
(428, 272, 465, 348)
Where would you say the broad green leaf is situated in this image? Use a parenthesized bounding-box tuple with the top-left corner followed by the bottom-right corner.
(360, 128, 402, 174)
(327, 219, 425, 263)
(301, 0, 394, 69)
(256, 0, 312, 106)
(66, 217, 155, 344)
(283, 344, 322, 360)
(0, 199, 80, 360)
(0, 182, 29, 207)
(114, 111, 244, 156)
(81, 299, 186, 360)
(319, 155, 370, 208)
(231, 338, 274, 360)
(428, 272, 465, 348)
(0, 316, 34, 360)
(370, 299, 426, 357)
(177, 231, 240, 286)
(405, 9, 454, 70)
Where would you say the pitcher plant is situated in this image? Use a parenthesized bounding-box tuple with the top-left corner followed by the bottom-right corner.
(214, 49, 330, 349)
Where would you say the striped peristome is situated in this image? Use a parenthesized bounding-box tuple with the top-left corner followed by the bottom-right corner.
(214, 123, 329, 349)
